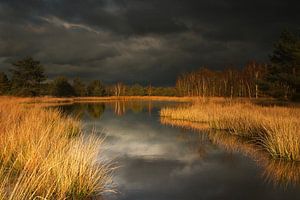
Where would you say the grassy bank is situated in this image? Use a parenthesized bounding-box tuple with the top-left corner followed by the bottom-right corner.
(0, 96, 196, 104)
(160, 100, 300, 161)
(0, 100, 113, 199)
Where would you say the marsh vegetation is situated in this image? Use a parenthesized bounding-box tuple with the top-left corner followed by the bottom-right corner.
(160, 99, 300, 161)
(0, 100, 113, 199)
(0, 98, 300, 199)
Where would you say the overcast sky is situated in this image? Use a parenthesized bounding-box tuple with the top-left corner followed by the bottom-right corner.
(0, 0, 299, 85)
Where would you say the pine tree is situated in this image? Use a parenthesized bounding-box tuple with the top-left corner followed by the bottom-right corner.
(262, 30, 300, 100)
(10, 57, 46, 96)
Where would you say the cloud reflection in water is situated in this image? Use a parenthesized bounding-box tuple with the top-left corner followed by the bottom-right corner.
(59, 101, 300, 200)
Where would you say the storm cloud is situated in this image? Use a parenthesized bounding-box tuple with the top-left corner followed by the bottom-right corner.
(0, 0, 299, 85)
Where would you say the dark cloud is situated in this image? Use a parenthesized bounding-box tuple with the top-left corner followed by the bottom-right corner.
(0, 0, 299, 85)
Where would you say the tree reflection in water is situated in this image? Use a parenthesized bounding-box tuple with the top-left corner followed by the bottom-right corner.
(58, 100, 159, 118)
(58, 103, 106, 119)
(87, 103, 105, 119)
(107, 101, 154, 116)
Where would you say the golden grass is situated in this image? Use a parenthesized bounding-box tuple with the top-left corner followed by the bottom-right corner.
(0, 96, 196, 105)
(0, 100, 113, 199)
(160, 118, 210, 131)
(160, 101, 300, 161)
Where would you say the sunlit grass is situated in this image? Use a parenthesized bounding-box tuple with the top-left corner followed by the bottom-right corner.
(0, 95, 196, 105)
(0, 100, 114, 199)
(160, 101, 300, 161)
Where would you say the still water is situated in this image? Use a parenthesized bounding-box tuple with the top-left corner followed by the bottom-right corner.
(59, 101, 300, 200)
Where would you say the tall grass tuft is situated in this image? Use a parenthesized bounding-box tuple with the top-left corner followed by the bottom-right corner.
(0, 101, 113, 199)
(160, 101, 300, 161)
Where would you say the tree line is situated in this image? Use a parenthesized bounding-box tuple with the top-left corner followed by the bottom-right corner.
(176, 30, 300, 101)
(0, 30, 299, 100)
(176, 61, 267, 98)
(0, 58, 176, 97)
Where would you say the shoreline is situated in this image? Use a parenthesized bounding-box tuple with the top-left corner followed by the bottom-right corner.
(160, 101, 300, 161)
(1, 95, 298, 107)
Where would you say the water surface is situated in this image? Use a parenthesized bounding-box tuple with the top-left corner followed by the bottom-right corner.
(59, 101, 300, 200)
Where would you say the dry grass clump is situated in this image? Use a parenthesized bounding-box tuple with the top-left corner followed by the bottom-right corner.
(160, 104, 213, 122)
(160, 101, 300, 161)
(0, 101, 113, 199)
(160, 118, 210, 131)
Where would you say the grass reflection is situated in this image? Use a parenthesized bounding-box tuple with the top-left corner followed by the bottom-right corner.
(161, 118, 300, 188)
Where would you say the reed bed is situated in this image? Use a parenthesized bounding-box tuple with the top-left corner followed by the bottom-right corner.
(0, 100, 113, 199)
(160, 101, 300, 161)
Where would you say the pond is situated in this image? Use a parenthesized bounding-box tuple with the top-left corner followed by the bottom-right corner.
(58, 101, 300, 200)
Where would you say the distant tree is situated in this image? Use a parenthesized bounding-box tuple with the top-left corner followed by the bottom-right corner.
(10, 57, 46, 96)
(175, 63, 268, 98)
(126, 84, 145, 96)
(0, 72, 10, 95)
(152, 87, 177, 96)
(39, 83, 51, 96)
(243, 61, 267, 98)
(73, 78, 87, 97)
(147, 84, 153, 96)
(262, 30, 300, 100)
(87, 80, 106, 96)
(114, 82, 125, 96)
(50, 76, 75, 97)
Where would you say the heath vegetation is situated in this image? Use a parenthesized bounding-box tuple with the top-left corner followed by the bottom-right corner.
(0, 100, 113, 199)
(161, 100, 300, 161)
